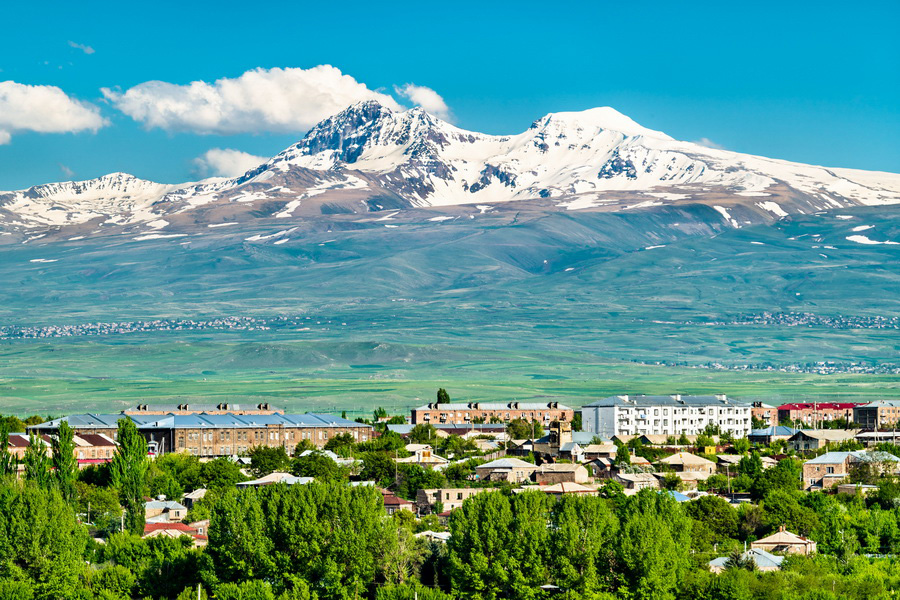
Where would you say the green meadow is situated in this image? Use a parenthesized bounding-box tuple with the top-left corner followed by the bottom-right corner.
(0, 204, 897, 417)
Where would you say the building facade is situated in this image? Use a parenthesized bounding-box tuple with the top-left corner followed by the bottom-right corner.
(776, 402, 864, 427)
(30, 412, 372, 457)
(580, 395, 752, 438)
(411, 402, 573, 426)
(853, 401, 900, 430)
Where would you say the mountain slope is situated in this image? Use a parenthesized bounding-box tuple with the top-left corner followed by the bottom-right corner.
(1, 102, 898, 238)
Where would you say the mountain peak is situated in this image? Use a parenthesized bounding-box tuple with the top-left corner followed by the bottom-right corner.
(534, 106, 673, 141)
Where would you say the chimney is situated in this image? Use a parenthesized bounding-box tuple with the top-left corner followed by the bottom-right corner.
(672, 394, 682, 402)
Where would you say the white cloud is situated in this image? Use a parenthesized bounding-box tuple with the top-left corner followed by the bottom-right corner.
(0, 81, 106, 144)
(68, 41, 95, 55)
(193, 148, 267, 178)
(103, 65, 405, 135)
(58, 164, 75, 178)
(395, 83, 451, 120)
(693, 137, 726, 150)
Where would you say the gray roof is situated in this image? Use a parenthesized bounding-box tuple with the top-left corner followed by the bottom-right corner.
(477, 457, 537, 470)
(582, 395, 748, 408)
(387, 423, 506, 435)
(857, 400, 900, 408)
(30, 412, 371, 431)
(145, 500, 186, 511)
(805, 451, 900, 465)
(709, 548, 783, 570)
(750, 426, 800, 437)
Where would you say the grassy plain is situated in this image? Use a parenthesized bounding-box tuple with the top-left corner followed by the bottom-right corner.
(0, 204, 896, 417)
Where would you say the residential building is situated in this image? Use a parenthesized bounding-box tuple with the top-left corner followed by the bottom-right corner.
(182, 488, 207, 509)
(787, 429, 860, 452)
(387, 423, 508, 440)
(801, 450, 900, 488)
(144, 499, 187, 523)
(380, 490, 415, 515)
(540, 482, 597, 496)
(534, 463, 590, 485)
(417, 487, 494, 513)
(29, 412, 372, 457)
(748, 426, 799, 445)
(614, 473, 659, 490)
(777, 403, 864, 427)
(474, 457, 538, 483)
(143, 523, 207, 547)
(5, 432, 117, 467)
(709, 549, 783, 574)
(395, 447, 449, 466)
(532, 422, 595, 462)
(716, 454, 776, 474)
(856, 431, 900, 447)
(751, 527, 817, 555)
(582, 443, 617, 461)
(853, 400, 900, 430)
(236, 473, 314, 487)
(581, 395, 751, 438)
(751, 402, 779, 427)
(411, 402, 573, 426)
(657, 452, 716, 477)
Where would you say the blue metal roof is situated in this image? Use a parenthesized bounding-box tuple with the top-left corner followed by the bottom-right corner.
(31, 412, 370, 431)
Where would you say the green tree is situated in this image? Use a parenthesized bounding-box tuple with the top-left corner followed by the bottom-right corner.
(51, 420, 78, 502)
(247, 445, 290, 477)
(677, 433, 690, 446)
(751, 457, 802, 500)
(323, 432, 356, 457)
(614, 439, 631, 467)
(549, 494, 619, 596)
(408, 423, 438, 445)
(23, 432, 50, 487)
(0, 422, 16, 477)
(293, 439, 316, 455)
(571, 412, 582, 432)
(437, 388, 451, 404)
(506, 418, 542, 440)
(733, 437, 751, 454)
(617, 489, 692, 600)
(291, 451, 347, 481)
(0, 482, 88, 598)
(110, 417, 149, 535)
(361, 451, 396, 487)
(0, 414, 26, 433)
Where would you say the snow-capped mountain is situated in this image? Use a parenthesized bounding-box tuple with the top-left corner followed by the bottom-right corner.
(2, 101, 899, 236)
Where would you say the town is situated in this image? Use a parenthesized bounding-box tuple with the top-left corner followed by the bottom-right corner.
(3, 392, 900, 599)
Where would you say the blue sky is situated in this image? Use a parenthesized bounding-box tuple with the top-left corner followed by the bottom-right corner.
(0, 0, 897, 189)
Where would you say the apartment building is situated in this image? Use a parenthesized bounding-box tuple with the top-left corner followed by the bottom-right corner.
(776, 402, 864, 427)
(29, 412, 372, 457)
(853, 400, 900, 430)
(580, 395, 752, 438)
(410, 402, 573, 426)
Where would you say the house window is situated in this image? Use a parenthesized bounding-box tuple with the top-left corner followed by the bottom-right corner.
(827, 467, 834, 474)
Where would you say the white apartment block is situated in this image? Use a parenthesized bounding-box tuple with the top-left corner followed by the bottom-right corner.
(581, 394, 751, 439)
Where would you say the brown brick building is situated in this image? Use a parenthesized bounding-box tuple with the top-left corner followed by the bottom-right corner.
(411, 402, 573, 426)
(30, 412, 372, 457)
(777, 402, 865, 427)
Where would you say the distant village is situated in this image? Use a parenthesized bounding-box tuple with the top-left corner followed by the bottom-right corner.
(6, 392, 900, 575)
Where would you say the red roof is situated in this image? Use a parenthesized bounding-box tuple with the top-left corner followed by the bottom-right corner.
(382, 494, 414, 506)
(778, 403, 864, 411)
(143, 523, 201, 538)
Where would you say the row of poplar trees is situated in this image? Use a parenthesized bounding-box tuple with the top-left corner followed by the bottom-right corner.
(0, 417, 149, 534)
